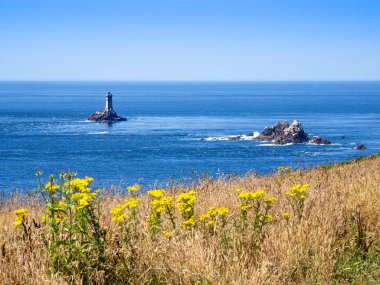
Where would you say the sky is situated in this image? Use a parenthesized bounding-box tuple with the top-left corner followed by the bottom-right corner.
(0, 0, 379, 81)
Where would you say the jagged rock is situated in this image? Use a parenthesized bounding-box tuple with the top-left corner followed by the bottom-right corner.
(88, 110, 126, 123)
(201, 120, 331, 145)
(355, 144, 366, 150)
(88, 92, 126, 123)
(228, 135, 242, 141)
(309, 136, 332, 145)
(256, 120, 309, 145)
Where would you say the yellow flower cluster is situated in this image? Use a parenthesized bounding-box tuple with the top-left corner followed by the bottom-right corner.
(237, 190, 277, 212)
(13, 208, 28, 229)
(285, 184, 309, 200)
(110, 204, 128, 223)
(64, 176, 94, 194)
(151, 197, 174, 214)
(182, 216, 196, 229)
(70, 192, 98, 209)
(176, 191, 197, 217)
(39, 175, 99, 226)
(147, 188, 176, 232)
(125, 197, 142, 209)
(127, 184, 140, 193)
(110, 197, 142, 223)
(147, 189, 166, 199)
(236, 189, 277, 234)
(238, 190, 266, 201)
(199, 206, 229, 227)
(44, 182, 60, 194)
(176, 191, 197, 229)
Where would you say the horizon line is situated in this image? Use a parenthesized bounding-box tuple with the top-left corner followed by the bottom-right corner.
(1, 79, 380, 83)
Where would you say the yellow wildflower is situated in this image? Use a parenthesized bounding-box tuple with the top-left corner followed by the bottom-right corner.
(147, 189, 166, 199)
(199, 206, 229, 229)
(176, 191, 197, 218)
(70, 192, 97, 209)
(124, 197, 142, 209)
(282, 212, 291, 220)
(216, 207, 229, 216)
(13, 208, 28, 216)
(127, 184, 140, 192)
(13, 208, 28, 229)
(285, 184, 310, 199)
(64, 177, 93, 193)
(151, 197, 174, 213)
(182, 216, 195, 229)
(110, 204, 128, 223)
(264, 197, 278, 204)
(238, 203, 252, 212)
(238, 190, 266, 201)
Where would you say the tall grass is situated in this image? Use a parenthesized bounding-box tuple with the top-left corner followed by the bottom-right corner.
(1, 154, 379, 284)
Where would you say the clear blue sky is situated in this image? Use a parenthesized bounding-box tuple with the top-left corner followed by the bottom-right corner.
(0, 0, 379, 81)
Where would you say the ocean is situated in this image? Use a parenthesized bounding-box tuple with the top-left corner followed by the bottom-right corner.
(1, 81, 379, 192)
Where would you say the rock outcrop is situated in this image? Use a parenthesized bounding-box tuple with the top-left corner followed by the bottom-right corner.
(256, 120, 309, 145)
(308, 136, 332, 145)
(355, 144, 366, 150)
(201, 120, 332, 145)
(88, 110, 126, 123)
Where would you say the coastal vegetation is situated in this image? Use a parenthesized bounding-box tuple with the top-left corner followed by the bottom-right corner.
(1, 154, 379, 284)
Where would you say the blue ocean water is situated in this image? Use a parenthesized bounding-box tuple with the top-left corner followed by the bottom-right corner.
(1, 81, 379, 192)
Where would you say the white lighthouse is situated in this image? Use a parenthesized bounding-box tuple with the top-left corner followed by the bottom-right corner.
(105, 92, 113, 112)
(88, 91, 126, 123)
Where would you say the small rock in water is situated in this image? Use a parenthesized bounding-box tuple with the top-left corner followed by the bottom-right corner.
(228, 135, 242, 141)
(308, 136, 332, 145)
(355, 144, 366, 150)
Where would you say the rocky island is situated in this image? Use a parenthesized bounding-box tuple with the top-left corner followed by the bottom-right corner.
(88, 92, 127, 123)
(255, 120, 331, 145)
(203, 120, 332, 145)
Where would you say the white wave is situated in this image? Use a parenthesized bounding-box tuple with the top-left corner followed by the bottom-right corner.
(258, 142, 294, 147)
(203, 136, 230, 141)
(88, 131, 109, 135)
(202, 132, 260, 141)
(307, 142, 341, 146)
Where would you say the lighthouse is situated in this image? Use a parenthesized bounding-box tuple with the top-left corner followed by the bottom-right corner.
(105, 92, 113, 112)
(88, 91, 127, 123)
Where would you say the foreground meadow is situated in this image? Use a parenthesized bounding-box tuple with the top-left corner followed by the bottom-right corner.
(1, 154, 379, 285)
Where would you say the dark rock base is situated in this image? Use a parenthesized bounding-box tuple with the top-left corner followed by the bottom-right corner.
(355, 144, 366, 150)
(308, 136, 332, 145)
(88, 110, 127, 123)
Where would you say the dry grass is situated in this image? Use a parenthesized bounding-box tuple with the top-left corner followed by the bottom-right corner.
(1, 154, 380, 284)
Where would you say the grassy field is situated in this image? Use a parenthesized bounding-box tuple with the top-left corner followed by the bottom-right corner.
(1, 154, 379, 285)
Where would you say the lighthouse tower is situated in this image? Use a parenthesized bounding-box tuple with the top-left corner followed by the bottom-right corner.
(105, 92, 113, 112)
